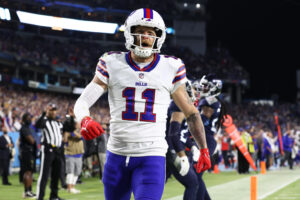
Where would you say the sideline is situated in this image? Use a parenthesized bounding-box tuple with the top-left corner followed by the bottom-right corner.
(164, 168, 300, 200)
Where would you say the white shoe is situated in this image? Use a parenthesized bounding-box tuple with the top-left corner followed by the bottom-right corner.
(69, 188, 80, 194)
(23, 191, 36, 199)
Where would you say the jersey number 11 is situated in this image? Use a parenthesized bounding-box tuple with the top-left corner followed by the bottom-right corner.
(122, 87, 156, 122)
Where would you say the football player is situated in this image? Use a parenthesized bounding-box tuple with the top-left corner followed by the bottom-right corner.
(74, 8, 211, 200)
(166, 80, 202, 200)
(194, 74, 227, 200)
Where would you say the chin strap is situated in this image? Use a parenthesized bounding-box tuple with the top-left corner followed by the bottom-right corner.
(134, 46, 153, 58)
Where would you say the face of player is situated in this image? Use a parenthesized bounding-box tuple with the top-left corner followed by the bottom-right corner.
(133, 26, 157, 49)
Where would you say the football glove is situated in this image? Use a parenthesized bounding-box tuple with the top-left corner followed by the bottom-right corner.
(191, 145, 200, 162)
(80, 116, 104, 140)
(174, 155, 190, 176)
(195, 148, 211, 173)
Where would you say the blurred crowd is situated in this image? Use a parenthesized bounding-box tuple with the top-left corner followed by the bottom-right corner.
(213, 103, 300, 173)
(0, 29, 249, 83)
(0, 86, 110, 132)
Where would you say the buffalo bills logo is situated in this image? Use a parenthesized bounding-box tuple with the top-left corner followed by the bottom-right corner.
(139, 73, 144, 79)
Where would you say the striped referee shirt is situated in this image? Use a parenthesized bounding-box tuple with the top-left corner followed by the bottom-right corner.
(35, 113, 63, 147)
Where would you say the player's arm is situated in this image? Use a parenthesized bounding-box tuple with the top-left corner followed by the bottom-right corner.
(63, 132, 70, 143)
(168, 111, 190, 176)
(172, 84, 207, 149)
(171, 84, 211, 173)
(74, 75, 107, 140)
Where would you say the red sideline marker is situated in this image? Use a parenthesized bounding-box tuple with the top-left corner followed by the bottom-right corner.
(274, 114, 284, 156)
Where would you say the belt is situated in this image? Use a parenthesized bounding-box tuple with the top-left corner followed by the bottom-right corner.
(43, 144, 60, 149)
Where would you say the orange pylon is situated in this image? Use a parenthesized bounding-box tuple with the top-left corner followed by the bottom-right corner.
(213, 164, 219, 174)
(251, 176, 257, 200)
(260, 161, 266, 174)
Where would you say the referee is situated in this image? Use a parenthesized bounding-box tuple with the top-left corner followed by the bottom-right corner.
(35, 103, 65, 200)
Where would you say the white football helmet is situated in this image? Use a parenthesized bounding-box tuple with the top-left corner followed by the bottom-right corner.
(124, 8, 166, 58)
(198, 75, 222, 98)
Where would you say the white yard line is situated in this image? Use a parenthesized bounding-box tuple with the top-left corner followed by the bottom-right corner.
(258, 175, 300, 199)
(165, 168, 300, 200)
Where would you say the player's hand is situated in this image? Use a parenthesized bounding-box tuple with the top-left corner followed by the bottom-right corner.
(80, 116, 104, 140)
(174, 155, 190, 176)
(191, 145, 200, 162)
(195, 148, 211, 173)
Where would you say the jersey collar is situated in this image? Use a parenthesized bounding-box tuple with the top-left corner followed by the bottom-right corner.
(125, 52, 160, 72)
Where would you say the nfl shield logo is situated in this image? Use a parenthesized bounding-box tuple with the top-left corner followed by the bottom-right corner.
(139, 73, 144, 79)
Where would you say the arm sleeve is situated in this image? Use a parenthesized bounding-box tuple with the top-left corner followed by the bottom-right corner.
(74, 81, 105, 122)
(171, 60, 187, 94)
(168, 121, 186, 152)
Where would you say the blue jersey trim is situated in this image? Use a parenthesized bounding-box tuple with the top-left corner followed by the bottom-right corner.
(66, 154, 83, 158)
(125, 52, 160, 72)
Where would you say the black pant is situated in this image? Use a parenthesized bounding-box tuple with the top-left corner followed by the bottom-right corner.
(280, 150, 294, 169)
(0, 158, 10, 184)
(222, 150, 230, 167)
(238, 148, 249, 173)
(59, 149, 66, 187)
(37, 145, 62, 200)
(166, 151, 199, 200)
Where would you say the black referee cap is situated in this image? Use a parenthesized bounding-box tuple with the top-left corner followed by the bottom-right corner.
(48, 103, 57, 110)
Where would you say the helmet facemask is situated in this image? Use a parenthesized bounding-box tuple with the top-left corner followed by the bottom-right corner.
(130, 32, 160, 58)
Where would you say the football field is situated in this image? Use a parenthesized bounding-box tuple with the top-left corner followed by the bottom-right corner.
(0, 167, 299, 200)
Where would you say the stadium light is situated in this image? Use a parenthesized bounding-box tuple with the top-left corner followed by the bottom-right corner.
(184, 3, 188, 7)
(16, 11, 118, 34)
(166, 27, 175, 35)
(196, 3, 201, 9)
(0, 7, 11, 21)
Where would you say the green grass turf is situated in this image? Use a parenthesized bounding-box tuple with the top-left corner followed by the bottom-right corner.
(0, 170, 296, 200)
(263, 179, 300, 200)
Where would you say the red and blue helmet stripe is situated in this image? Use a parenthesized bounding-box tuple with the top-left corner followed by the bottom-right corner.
(143, 8, 153, 19)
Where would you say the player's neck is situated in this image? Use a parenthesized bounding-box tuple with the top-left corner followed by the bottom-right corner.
(131, 51, 154, 63)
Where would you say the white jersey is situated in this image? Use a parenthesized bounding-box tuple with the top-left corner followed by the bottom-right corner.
(95, 51, 187, 156)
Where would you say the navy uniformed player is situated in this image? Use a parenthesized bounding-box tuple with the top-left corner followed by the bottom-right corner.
(195, 74, 227, 200)
(166, 75, 226, 200)
(166, 80, 202, 200)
